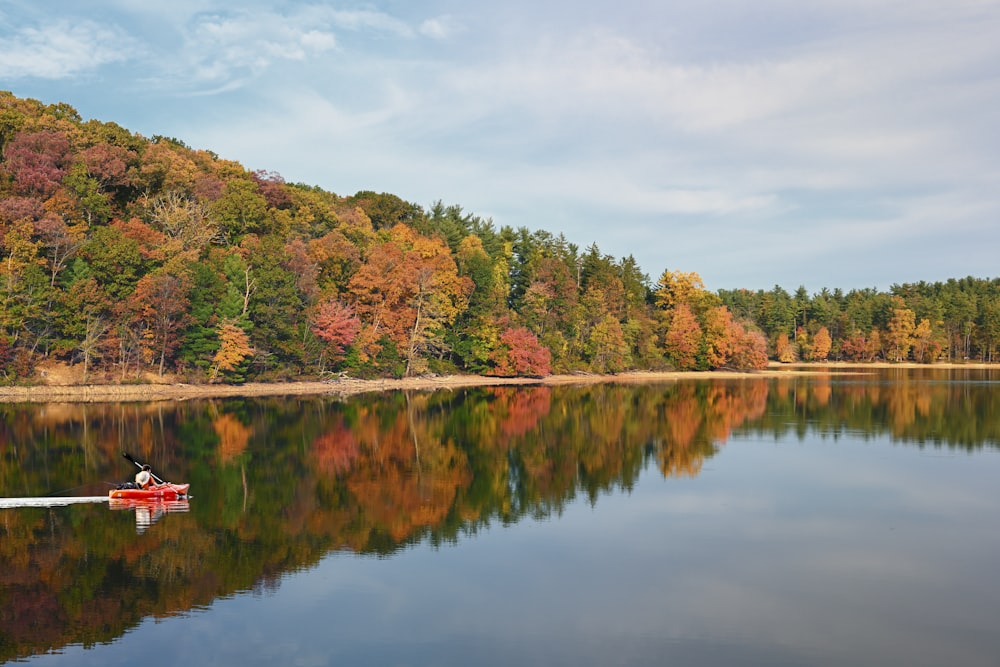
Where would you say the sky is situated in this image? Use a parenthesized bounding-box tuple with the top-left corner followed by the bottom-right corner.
(2, 0, 999, 293)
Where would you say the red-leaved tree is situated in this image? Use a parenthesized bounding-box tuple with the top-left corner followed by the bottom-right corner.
(2, 130, 72, 196)
(311, 298, 361, 358)
(489, 326, 551, 377)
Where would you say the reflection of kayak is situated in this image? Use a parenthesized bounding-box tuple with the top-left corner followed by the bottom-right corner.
(108, 483, 190, 499)
(108, 497, 190, 534)
(108, 497, 190, 512)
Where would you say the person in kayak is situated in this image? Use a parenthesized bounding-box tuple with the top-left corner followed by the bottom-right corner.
(135, 464, 159, 489)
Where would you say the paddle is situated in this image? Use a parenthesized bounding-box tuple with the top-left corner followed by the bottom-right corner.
(122, 451, 166, 485)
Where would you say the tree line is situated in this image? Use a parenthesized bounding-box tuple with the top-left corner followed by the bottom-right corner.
(1, 91, 997, 384)
(718, 277, 1000, 364)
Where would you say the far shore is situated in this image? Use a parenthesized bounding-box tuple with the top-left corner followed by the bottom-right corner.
(0, 361, 995, 404)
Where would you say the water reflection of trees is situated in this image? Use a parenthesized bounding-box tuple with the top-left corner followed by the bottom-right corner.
(759, 373, 1000, 449)
(3, 373, 1000, 661)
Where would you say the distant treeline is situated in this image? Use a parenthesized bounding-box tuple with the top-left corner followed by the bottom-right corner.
(718, 277, 1000, 364)
(0, 91, 997, 384)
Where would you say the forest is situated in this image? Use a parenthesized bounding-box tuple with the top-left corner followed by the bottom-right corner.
(2, 90, 999, 385)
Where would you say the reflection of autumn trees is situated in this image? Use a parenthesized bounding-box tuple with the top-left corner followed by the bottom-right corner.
(311, 415, 358, 476)
(654, 381, 769, 477)
(213, 410, 252, 463)
(0, 402, 197, 497)
(308, 382, 771, 530)
(1, 504, 216, 661)
(492, 386, 553, 440)
(333, 394, 473, 545)
(757, 370, 1000, 448)
(5, 373, 1000, 661)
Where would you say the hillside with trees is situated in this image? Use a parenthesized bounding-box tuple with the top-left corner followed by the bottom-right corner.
(1, 91, 997, 385)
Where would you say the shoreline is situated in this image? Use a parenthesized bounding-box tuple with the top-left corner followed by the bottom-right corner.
(0, 370, 758, 404)
(0, 361, 995, 404)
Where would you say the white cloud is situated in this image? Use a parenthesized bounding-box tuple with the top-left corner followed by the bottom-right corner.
(0, 20, 135, 79)
(180, 12, 338, 84)
(442, 15, 1000, 140)
(300, 30, 337, 52)
(419, 15, 461, 40)
(324, 8, 415, 37)
(156, 6, 446, 92)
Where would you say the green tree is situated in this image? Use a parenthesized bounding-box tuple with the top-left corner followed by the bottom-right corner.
(243, 236, 306, 375)
(77, 223, 146, 301)
(348, 191, 422, 231)
(760, 285, 795, 338)
(588, 314, 629, 373)
(449, 234, 509, 371)
(210, 179, 268, 241)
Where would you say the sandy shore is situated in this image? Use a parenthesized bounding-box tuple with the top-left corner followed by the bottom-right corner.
(0, 370, 756, 404)
(0, 362, 992, 404)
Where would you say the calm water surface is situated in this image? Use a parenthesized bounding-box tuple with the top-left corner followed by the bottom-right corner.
(2, 369, 999, 666)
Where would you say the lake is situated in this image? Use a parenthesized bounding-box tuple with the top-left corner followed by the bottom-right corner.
(2, 368, 999, 666)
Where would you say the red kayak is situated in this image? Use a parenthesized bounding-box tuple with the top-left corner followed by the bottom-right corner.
(109, 483, 190, 500)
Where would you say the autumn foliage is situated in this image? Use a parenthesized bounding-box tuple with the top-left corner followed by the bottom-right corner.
(0, 91, 995, 386)
(210, 319, 253, 382)
(489, 327, 552, 377)
(662, 304, 701, 370)
(656, 271, 767, 371)
(310, 298, 360, 357)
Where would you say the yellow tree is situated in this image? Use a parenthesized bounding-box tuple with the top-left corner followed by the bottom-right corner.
(795, 326, 811, 360)
(911, 318, 943, 363)
(865, 329, 883, 362)
(142, 190, 219, 260)
(702, 306, 737, 368)
(39, 190, 88, 287)
(1, 219, 42, 295)
(810, 326, 832, 361)
(885, 297, 916, 362)
(451, 234, 508, 370)
(136, 141, 199, 194)
(210, 319, 254, 382)
(775, 332, 797, 363)
(308, 229, 361, 293)
(654, 269, 718, 315)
